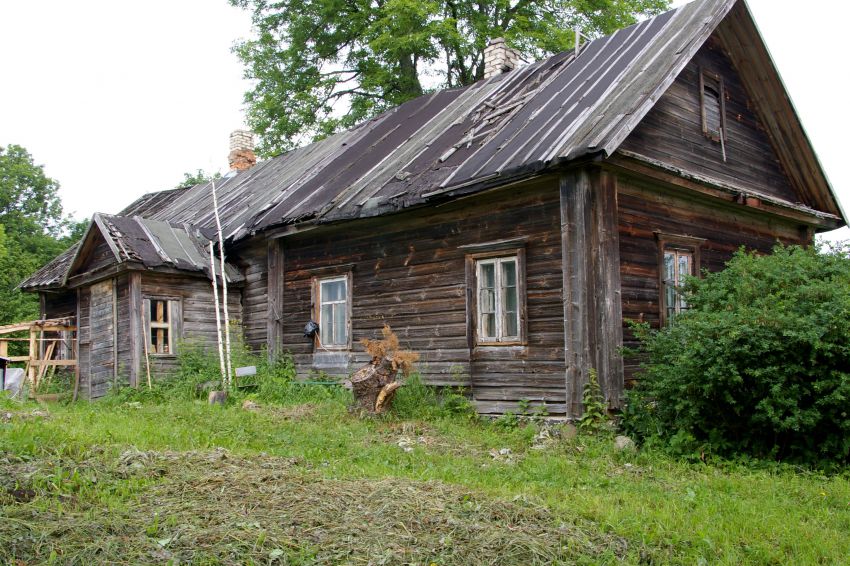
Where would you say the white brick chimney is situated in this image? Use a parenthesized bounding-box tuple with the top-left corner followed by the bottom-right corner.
(228, 129, 257, 171)
(483, 37, 520, 79)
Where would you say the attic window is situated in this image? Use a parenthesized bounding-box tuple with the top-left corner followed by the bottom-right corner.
(700, 69, 726, 144)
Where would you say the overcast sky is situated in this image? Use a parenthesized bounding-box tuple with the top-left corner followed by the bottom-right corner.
(1, 0, 847, 241)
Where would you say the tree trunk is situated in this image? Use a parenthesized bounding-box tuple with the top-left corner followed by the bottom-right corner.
(350, 356, 402, 414)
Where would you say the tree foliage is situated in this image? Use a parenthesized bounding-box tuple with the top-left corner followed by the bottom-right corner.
(176, 169, 222, 189)
(0, 144, 78, 324)
(623, 244, 850, 467)
(232, 0, 670, 156)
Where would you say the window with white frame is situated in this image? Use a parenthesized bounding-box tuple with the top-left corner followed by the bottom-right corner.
(476, 256, 520, 343)
(662, 248, 693, 323)
(318, 275, 349, 347)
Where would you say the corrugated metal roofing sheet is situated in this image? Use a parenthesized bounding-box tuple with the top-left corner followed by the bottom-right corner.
(128, 0, 733, 238)
(23, 0, 742, 290)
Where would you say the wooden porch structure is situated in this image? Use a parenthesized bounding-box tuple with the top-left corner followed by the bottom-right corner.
(0, 317, 77, 396)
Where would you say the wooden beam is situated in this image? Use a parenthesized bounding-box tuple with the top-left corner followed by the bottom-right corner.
(73, 287, 81, 401)
(592, 169, 624, 408)
(128, 272, 142, 387)
(267, 239, 285, 360)
(27, 329, 37, 387)
(560, 167, 624, 419)
(561, 169, 593, 419)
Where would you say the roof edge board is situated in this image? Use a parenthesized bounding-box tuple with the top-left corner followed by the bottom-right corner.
(60, 214, 123, 287)
(716, 0, 847, 225)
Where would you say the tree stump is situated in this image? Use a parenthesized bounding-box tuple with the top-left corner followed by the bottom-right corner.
(350, 356, 402, 414)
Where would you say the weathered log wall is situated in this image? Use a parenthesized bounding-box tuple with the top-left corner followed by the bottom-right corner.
(616, 176, 809, 384)
(138, 273, 242, 378)
(620, 36, 800, 205)
(278, 179, 566, 415)
(41, 291, 76, 320)
(233, 241, 269, 351)
(74, 272, 242, 398)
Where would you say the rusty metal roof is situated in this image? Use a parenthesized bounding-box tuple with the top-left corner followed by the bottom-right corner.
(130, 0, 735, 239)
(33, 0, 817, 291)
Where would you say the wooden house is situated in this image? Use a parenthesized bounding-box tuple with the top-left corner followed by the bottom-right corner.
(21, 0, 845, 417)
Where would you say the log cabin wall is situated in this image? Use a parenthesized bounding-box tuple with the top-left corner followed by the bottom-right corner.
(40, 290, 78, 361)
(276, 178, 567, 415)
(74, 276, 129, 398)
(85, 279, 116, 398)
(138, 273, 243, 378)
(233, 240, 269, 352)
(114, 274, 131, 379)
(615, 175, 810, 384)
(619, 35, 800, 205)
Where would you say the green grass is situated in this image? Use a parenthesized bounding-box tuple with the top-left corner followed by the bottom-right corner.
(2, 393, 849, 564)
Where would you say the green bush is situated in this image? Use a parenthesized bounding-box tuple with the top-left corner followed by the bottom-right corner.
(623, 244, 850, 466)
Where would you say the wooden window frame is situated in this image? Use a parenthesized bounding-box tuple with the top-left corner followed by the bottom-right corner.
(465, 247, 527, 347)
(699, 68, 727, 143)
(143, 296, 182, 357)
(311, 271, 353, 351)
(655, 232, 705, 326)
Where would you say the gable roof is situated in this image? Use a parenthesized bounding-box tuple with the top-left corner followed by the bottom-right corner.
(124, 0, 842, 241)
(60, 213, 242, 286)
(21, 0, 844, 292)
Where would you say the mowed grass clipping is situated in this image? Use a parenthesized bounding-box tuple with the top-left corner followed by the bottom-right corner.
(2, 398, 850, 565)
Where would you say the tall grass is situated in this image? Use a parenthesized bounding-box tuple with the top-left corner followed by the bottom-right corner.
(106, 334, 350, 407)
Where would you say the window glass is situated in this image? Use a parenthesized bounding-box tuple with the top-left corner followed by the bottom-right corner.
(663, 249, 692, 322)
(501, 260, 518, 338)
(477, 256, 520, 343)
(319, 277, 348, 346)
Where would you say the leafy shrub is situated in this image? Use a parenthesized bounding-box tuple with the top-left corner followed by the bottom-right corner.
(578, 369, 608, 433)
(623, 244, 850, 466)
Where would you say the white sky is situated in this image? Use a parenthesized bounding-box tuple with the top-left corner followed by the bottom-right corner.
(0, 0, 848, 242)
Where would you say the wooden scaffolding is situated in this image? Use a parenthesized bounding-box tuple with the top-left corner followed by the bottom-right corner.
(0, 317, 77, 395)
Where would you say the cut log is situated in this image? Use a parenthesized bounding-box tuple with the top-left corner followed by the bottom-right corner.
(350, 356, 403, 414)
(375, 381, 402, 414)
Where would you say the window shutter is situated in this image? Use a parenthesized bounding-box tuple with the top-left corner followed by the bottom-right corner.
(170, 300, 183, 353)
(143, 298, 151, 352)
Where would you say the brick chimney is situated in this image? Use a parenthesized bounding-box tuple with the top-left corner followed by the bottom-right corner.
(228, 129, 257, 171)
(483, 37, 520, 79)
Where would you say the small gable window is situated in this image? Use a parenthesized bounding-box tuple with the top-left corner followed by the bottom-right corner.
(700, 69, 726, 144)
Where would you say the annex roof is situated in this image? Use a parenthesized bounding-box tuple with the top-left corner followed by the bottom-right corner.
(59, 213, 242, 286)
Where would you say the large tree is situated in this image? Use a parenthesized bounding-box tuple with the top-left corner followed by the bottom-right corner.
(232, 0, 670, 156)
(0, 144, 78, 324)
